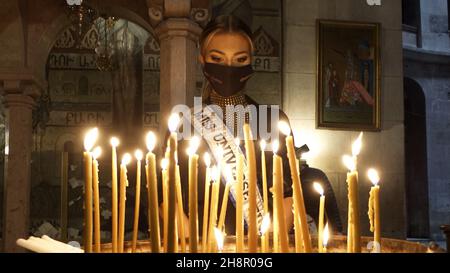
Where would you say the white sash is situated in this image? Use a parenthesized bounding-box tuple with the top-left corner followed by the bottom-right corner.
(191, 105, 265, 228)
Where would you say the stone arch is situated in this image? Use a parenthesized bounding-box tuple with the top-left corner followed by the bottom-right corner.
(27, 1, 155, 82)
(63, 141, 75, 153)
(404, 77, 430, 239)
(54, 133, 79, 152)
(0, 0, 27, 68)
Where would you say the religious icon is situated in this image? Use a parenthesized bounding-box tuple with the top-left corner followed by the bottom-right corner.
(317, 20, 381, 131)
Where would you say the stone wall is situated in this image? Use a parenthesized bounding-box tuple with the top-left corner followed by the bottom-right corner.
(419, 0, 450, 54)
(405, 59, 450, 241)
(403, 0, 450, 241)
(283, 0, 405, 238)
(1, 0, 408, 241)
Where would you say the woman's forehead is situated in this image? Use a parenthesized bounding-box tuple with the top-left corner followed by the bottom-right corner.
(204, 32, 252, 55)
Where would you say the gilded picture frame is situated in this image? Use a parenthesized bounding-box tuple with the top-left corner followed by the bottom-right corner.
(317, 19, 381, 131)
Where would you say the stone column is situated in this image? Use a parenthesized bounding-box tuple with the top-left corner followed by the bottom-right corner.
(148, 0, 209, 130)
(1, 80, 39, 252)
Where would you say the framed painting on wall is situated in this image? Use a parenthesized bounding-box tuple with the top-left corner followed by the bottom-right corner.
(317, 20, 381, 131)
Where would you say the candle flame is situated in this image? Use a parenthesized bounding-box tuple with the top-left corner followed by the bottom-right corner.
(204, 153, 211, 167)
(342, 155, 356, 172)
(168, 113, 180, 133)
(214, 228, 224, 252)
(224, 165, 234, 185)
(297, 130, 321, 160)
(352, 132, 363, 157)
(323, 223, 330, 247)
(122, 153, 132, 165)
(260, 213, 271, 236)
(260, 139, 267, 151)
(145, 132, 156, 152)
(187, 136, 200, 156)
(110, 137, 120, 148)
(278, 121, 291, 136)
(313, 182, 324, 196)
(368, 168, 380, 186)
(92, 146, 102, 160)
(234, 138, 240, 146)
(210, 165, 219, 182)
(135, 149, 143, 161)
(272, 140, 279, 154)
(161, 158, 168, 170)
(84, 128, 99, 152)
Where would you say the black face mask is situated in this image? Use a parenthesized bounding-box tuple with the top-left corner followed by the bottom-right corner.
(203, 62, 254, 97)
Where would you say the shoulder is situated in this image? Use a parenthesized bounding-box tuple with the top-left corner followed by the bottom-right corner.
(246, 95, 291, 124)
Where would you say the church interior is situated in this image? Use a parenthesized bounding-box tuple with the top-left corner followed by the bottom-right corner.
(0, 0, 449, 254)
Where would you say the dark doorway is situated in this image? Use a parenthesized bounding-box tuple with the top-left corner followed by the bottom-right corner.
(404, 77, 430, 238)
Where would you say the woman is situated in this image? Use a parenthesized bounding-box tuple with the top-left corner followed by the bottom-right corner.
(162, 15, 340, 244)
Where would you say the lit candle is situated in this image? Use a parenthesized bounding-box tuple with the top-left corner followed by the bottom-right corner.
(83, 128, 98, 253)
(272, 140, 289, 253)
(313, 182, 325, 253)
(110, 137, 120, 253)
(235, 139, 245, 252)
(175, 164, 186, 252)
(350, 132, 363, 253)
(167, 114, 180, 253)
(208, 166, 220, 252)
(278, 121, 312, 252)
(260, 213, 271, 253)
(208, 146, 223, 252)
(145, 132, 160, 253)
(218, 165, 233, 231)
(260, 140, 269, 215)
(293, 134, 303, 253)
(368, 168, 381, 253)
(188, 136, 200, 253)
(272, 186, 279, 253)
(201, 153, 211, 252)
(343, 155, 355, 253)
(161, 159, 169, 252)
(118, 153, 131, 253)
(131, 150, 143, 253)
(214, 228, 225, 253)
(342, 133, 362, 253)
(92, 146, 102, 253)
(323, 223, 330, 253)
(243, 124, 258, 253)
(292, 206, 303, 253)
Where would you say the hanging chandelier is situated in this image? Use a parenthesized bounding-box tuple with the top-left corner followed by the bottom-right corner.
(65, 0, 97, 47)
(95, 16, 117, 71)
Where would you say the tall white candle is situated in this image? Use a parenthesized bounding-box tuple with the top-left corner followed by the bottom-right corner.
(202, 153, 211, 252)
(145, 132, 160, 253)
(83, 128, 98, 253)
(188, 136, 200, 253)
(167, 114, 181, 253)
(92, 146, 102, 253)
(118, 153, 132, 253)
(368, 168, 381, 253)
(131, 149, 143, 253)
(110, 137, 120, 253)
(313, 182, 325, 253)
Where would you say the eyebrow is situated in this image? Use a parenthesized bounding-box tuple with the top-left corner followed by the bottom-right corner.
(209, 49, 225, 55)
(233, 51, 250, 56)
(208, 50, 250, 56)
